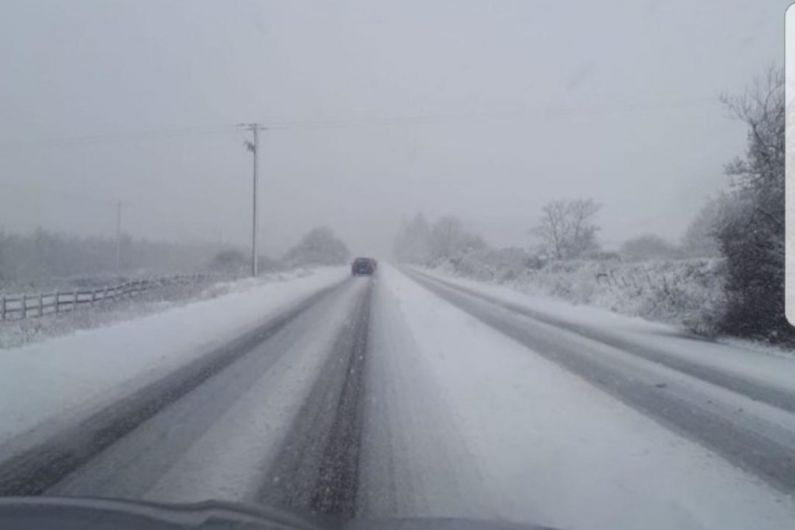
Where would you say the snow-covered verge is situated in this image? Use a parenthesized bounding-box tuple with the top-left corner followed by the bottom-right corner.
(0, 269, 316, 349)
(414, 267, 795, 385)
(0, 267, 346, 446)
(423, 253, 726, 334)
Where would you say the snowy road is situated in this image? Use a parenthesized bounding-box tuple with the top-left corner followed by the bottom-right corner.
(406, 269, 795, 493)
(2, 265, 795, 529)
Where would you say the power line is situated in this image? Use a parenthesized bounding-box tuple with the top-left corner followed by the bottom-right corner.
(0, 96, 722, 149)
(256, 97, 721, 131)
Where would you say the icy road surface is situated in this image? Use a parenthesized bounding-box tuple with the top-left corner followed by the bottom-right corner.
(1, 264, 795, 529)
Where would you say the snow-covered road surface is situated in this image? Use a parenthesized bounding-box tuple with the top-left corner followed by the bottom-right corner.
(0, 267, 347, 448)
(1, 264, 795, 529)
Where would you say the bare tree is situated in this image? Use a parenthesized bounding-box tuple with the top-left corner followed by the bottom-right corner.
(715, 66, 789, 339)
(534, 201, 568, 260)
(720, 66, 784, 234)
(393, 213, 486, 263)
(533, 199, 601, 260)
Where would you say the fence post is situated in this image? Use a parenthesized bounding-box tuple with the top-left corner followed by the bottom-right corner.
(38, 293, 44, 317)
(22, 294, 27, 319)
(72, 289, 78, 311)
(1, 295, 5, 321)
(55, 292, 60, 314)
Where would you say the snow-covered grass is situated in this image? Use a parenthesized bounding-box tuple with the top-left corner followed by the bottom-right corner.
(0, 269, 316, 349)
(0, 267, 346, 446)
(425, 253, 726, 334)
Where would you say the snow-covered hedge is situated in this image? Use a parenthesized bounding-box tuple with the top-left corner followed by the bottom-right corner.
(424, 251, 727, 335)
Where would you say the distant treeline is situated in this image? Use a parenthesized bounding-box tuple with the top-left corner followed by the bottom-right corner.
(0, 229, 230, 288)
(0, 224, 354, 290)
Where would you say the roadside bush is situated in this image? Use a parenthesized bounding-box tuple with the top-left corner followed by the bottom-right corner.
(425, 251, 726, 334)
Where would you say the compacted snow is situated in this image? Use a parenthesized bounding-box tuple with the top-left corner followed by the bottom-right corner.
(49, 280, 370, 503)
(0, 267, 347, 446)
(414, 267, 795, 398)
(366, 265, 795, 530)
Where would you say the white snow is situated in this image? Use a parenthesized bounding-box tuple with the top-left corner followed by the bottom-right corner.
(0, 269, 322, 349)
(372, 265, 795, 530)
(359, 273, 500, 519)
(49, 280, 370, 503)
(0, 267, 347, 447)
(5, 260, 795, 529)
(425, 254, 725, 331)
(414, 266, 795, 398)
(141, 286, 356, 503)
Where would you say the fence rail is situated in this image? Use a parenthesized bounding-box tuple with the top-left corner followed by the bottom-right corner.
(0, 274, 213, 321)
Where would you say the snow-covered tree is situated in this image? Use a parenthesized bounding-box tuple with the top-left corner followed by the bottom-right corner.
(393, 213, 433, 262)
(532, 199, 601, 260)
(428, 216, 486, 260)
(681, 195, 726, 258)
(283, 226, 350, 266)
(393, 213, 486, 264)
(714, 67, 789, 340)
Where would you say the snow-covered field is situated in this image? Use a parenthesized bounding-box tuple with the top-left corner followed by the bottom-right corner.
(0, 269, 314, 348)
(0, 267, 346, 447)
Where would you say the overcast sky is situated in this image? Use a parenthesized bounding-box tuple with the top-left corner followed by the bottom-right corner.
(0, 0, 788, 256)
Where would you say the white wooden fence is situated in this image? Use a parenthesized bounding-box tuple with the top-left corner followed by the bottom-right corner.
(0, 274, 213, 321)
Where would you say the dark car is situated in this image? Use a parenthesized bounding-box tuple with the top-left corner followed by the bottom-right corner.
(351, 257, 376, 276)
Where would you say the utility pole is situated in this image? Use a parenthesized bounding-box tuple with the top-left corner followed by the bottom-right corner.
(115, 201, 122, 274)
(238, 123, 266, 277)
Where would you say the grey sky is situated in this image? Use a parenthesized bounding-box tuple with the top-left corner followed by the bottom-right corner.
(0, 0, 788, 256)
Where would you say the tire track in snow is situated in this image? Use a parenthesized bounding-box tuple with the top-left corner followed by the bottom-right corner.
(408, 269, 795, 415)
(407, 270, 795, 494)
(0, 281, 345, 496)
(258, 277, 372, 518)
